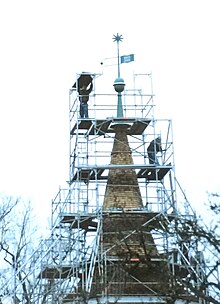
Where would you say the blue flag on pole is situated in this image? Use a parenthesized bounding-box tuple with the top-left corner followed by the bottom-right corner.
(120, 54, 134, 64)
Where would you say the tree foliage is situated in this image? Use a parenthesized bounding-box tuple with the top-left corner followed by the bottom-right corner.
(0, 195, 40, 303)
(169, 193, 220, 304)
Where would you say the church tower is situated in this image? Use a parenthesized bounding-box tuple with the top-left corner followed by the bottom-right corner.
(37, 34, 207, 304)
(2, 34, 208, 304)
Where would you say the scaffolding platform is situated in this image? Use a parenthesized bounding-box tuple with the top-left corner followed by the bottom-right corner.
(102, 210, 175, 232)
(137, 163, 172, 180)
(62, 293, 83, 303)
(71, 164, 172, 183)
(70, 118, 151, 136)
(59, 213, 98, 231)
(39, 266, 75, 279)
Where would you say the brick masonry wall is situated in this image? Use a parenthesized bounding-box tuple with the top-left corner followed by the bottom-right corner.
(103, 124, 143, 209)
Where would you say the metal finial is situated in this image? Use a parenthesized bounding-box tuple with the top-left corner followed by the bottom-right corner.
(113, 34, 125, 118)
(113, 33, 123, 78)
(113, 33, 123, 43)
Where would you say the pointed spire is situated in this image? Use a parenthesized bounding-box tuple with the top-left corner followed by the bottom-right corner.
(103, 34, 143, 210)
(103, 124, 143, 210)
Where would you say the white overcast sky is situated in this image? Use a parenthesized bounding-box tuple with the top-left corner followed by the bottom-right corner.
(0, 0, 219, 224)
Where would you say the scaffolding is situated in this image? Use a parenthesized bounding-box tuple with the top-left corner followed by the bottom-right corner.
(1, 71, 213, 304)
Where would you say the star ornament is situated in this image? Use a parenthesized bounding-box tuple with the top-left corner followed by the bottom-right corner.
(113, 33, 123, 43)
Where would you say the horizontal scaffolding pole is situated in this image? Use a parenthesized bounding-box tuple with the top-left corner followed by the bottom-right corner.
(75, 164, 172, 170)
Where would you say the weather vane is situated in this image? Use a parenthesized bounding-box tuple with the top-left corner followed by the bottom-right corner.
(113, 33, 123, 78)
